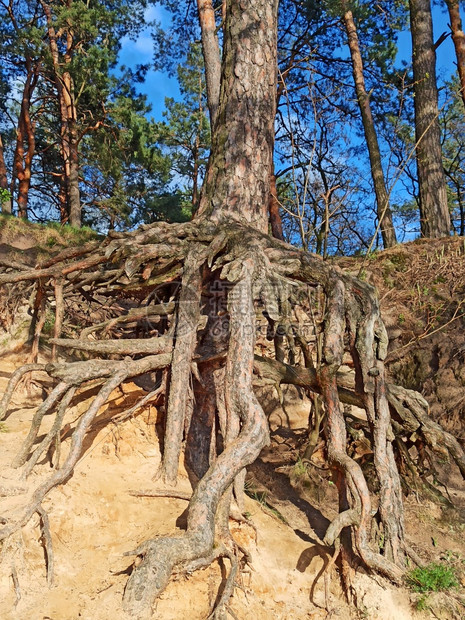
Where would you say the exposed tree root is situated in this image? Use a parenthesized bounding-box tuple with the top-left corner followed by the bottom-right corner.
(122, 263, 269, 616)
(0, 219, 463, 616)
(37, 505, 54, 586)
(253, 357, 465, 478)
(0, 364, 46, 421)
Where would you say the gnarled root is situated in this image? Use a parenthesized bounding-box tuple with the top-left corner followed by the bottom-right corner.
(319, 279, 403, 582)
(123, 267, 269, 616)
(0, 355, 171, 542)
(1, 219, 461, 616)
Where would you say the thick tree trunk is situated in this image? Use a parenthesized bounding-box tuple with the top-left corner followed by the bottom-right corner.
(342, 6, 397, 248)
(196, 0, 278, 232)
(409, 0, 451, 237)
(0, 134, 12, 214)
(445, 0, 465, 109)
(197, 0, 284, 237)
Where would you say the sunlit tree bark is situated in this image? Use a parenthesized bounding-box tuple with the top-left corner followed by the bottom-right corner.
(410, 0, 451, 237)
(445, 0, 465, 110)
(342, 3, 397, 248)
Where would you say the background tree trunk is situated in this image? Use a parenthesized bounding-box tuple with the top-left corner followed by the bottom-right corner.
(409, 0, 451, 237)
(445, 0, 465, 110)
(0, 0, 38, 217)
(0, 135, 12, 215)
(342, 5, 397, 248)
(42, 0, 81, 228)
(12, 64, 39, 220)
(269, 172, 284, 240)
(197, 0, 221, 129)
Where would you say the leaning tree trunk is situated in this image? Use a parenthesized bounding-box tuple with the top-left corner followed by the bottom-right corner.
(409, 0, 451, 237)
(342, 5, 397, 249)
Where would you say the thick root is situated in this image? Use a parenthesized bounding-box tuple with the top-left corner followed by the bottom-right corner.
(123, 268, 269, 615)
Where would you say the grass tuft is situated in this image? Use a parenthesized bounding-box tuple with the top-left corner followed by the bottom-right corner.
(406, 562, 458, 593)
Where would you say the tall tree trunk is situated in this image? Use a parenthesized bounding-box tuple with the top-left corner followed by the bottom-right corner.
(445, 0, 465, 109)
(409, 0, 451, 237)
(196, 0, 284, 237)
(0, 135, 12, 215)
(12, 64, 38, 220)
(197, 0, 278, 232)
(196, 0, 221, 129)
(41, 0, 81, 228)
(342, 5, 397, 248)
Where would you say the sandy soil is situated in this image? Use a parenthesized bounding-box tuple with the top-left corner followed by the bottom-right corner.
(0, 353, 464, 619)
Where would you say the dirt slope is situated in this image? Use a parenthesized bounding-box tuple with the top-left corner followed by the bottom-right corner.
(337, 236, 465, 442)
(0, 352, 464, 620)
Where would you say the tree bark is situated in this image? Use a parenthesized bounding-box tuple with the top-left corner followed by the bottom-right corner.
(196, 0, 221, 129)
(41, 0, 81, 228)
(409, 0, 451, 237)
(13, 64, 39, 220)
(0, 134, 12, 214)
(342, 5, 397, 248)
(445, 0, 465, 110)
(196, 0, 278, 232)
(269, 172, 284, 240)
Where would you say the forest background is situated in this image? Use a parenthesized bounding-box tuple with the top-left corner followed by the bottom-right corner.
(1, 0, 464, 252)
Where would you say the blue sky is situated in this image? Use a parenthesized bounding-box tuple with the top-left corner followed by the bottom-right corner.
(118, 5, 180, 120)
